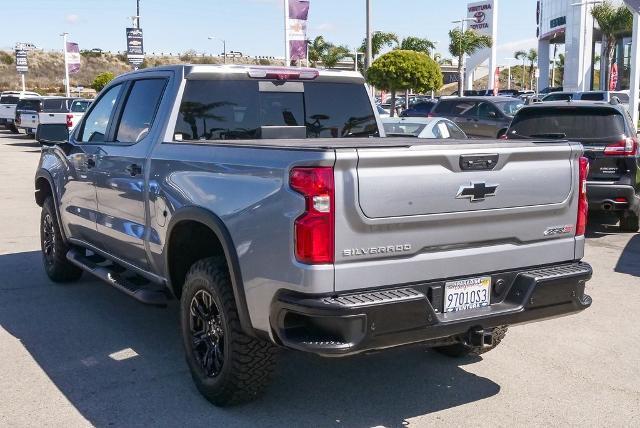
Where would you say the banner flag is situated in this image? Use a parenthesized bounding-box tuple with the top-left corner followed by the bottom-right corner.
(288, 0, 310, 61)
(66, 42, 81, 74)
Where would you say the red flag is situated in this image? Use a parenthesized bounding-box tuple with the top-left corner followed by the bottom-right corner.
(609, 63, 618, 91)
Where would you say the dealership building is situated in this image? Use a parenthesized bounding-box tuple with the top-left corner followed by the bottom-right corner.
(537, 0, 633, 92)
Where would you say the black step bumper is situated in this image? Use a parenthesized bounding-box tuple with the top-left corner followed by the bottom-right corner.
(587, 183, 638, 212)
(270, 262, 592, 357)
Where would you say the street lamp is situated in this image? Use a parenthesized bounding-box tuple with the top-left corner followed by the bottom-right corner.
(451, 18, 475, 96)
(208, 36, 227, 64)
(571, 0, 603, 91)
(504, 57, 517, 90)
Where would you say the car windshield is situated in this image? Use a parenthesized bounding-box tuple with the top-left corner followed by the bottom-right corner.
(383, 121, 426, 137)
(495, 100, 523, 116)
(71, 100, 90, 112)
(508, 107, 626, 140)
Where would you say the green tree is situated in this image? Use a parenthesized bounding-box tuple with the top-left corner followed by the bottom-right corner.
(367, 50, 443, 117)
(307, 36, 350, 69)
(515, 48, 538, 90)
(448, 28, 492, 96)
(91, 72, 115, 92)
(360, 31, 399, 60)
(308, 36, 329, 67)
(592, 1, 633, 89)
(398, 36, 436, 56)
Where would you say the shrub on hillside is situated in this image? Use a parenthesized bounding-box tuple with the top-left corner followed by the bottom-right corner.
(91, 72, 115, 92)
(0, 51, 13, 65)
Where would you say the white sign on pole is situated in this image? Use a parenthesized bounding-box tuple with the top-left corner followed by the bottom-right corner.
(466, 0, 498, 89)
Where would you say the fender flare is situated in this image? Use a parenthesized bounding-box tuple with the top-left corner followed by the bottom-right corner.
(34, 169, 68, 242)
(165, 207, 255, 337)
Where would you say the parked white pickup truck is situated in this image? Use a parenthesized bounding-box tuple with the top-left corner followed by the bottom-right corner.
(17, 97, 91, 136)
(0, 91, 40, 132)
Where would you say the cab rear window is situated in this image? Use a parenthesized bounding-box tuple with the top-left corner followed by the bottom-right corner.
(173, 80, 378, 141)
(508, 107, 626, 139)
(1, 96, 19, 104)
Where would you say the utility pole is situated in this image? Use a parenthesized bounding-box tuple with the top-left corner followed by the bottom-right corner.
(365, 0, 372, 70)
(208, 36, 227, 64)
(137, 0, 140, 28)
(61, 32, 70, 97)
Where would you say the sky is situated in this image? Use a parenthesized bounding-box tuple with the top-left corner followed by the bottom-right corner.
(2, 0, 539, 66)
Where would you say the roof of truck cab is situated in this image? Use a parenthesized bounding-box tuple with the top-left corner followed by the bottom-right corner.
(521, 100, 623, 109)
(113, 64, 366, 83)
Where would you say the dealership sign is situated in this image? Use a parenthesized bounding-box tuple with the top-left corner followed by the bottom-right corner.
(624, 0, 640, 13)
(466, 0, 496, 73)
(15, 49, 28, 73)
(126, 27, 144, 65)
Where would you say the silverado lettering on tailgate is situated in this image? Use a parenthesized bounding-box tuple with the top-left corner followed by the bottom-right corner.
(342, 244, 412, 257)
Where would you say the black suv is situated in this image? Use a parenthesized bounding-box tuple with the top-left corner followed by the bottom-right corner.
(431, 96, 523, 138)
(505, 100, 639, 231)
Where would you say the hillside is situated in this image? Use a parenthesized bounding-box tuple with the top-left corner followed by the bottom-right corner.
(0, 50, 282, 94)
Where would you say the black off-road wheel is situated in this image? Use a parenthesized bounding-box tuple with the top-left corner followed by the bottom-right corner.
(180, 257, 278, 406)
(41, 197, 83, 282)
(619, 210, 640, 233)
(433, 326, 508, 358)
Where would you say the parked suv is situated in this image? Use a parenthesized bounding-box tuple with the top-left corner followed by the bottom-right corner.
(505, 100, 639, 231)
(430, 96, 523, 138)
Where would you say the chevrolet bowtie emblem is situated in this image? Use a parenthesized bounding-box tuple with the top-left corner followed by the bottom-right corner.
(456, 182, 498, 202)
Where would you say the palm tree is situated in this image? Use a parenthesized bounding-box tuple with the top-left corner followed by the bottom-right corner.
(360, 31, 399, 61)
(433, 53, 453, 66)
(515, 48, 537, 90)
(398, 36, 436, 56)
(554, 53, 565, 87)
(448, 28, 492, 96)
(308, 36, 328, 68)
(592, 1, 633, 90)
(321, 45, 351, 68)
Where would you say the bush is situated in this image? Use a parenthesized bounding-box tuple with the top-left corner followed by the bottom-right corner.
(0, 51, 13, 65)
(258, 58, 272, 66)
(91, 72, 115, 92)
(180, 49, 198, 62)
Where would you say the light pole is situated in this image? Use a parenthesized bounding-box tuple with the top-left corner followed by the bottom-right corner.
(60, 32, 70, 97)
(571, 0, 603, 91)
(451, 18, 475, 96)
(208, 36, 227, 64)
(504, 57, 517, 90)
(365, 0, 372, 70)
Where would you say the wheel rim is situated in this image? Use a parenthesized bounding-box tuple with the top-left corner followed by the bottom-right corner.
(42, 213, 55, 264)
(189, 289, 225, 377)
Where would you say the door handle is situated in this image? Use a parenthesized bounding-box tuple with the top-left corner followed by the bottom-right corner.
(125, 164, 142, 176)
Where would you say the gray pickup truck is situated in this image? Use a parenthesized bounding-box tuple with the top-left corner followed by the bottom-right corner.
(34, 65, 593, 406)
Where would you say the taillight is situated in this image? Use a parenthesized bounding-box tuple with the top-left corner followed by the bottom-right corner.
(290, 167, 334, 264)
(576, 156, 589, 236)
(604, 137, 637, 156)
(499, 133, 509, 140)
(66, 114, 73, 128)
(248, 67, 319, 81)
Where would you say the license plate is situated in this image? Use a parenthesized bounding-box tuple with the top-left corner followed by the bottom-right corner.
(444, 276, 491, 313)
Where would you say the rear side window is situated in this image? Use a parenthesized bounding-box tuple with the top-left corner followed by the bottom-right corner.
(17, 99, 41, 111)
(173, 80, 378, 141)
(579, 93, 605, 101)
(614, 93, 630, 103)
(1, 96, 19, 104)
(508, 108, 627, 139)
(115, 79, 167, 143)
(42, 99, 66, 112)
(543, 93, 573, 101)
(413, 102, 435, 112)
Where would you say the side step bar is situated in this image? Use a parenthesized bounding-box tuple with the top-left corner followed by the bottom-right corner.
(67, 248, 168, 306)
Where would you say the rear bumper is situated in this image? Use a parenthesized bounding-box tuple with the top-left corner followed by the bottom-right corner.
(587, 183, 637, 212)
(270, 262, 592, 357)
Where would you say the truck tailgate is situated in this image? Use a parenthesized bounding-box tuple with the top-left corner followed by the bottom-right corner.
(333, 140, 583, 292)
(39, 112, 67, 125)
(19, 112, 39, 129)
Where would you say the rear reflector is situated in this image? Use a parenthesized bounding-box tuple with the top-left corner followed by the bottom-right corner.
(576, 157, 589, 236)
(615, 197, 628, 203)
(604, 137, 637, 156)
(248, 67, 319, 81)
(290, 167, 334, 264)
(66, 114, 73, 128)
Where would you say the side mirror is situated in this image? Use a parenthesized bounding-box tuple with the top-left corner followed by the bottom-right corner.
(488, 111, 498, 119)
(36, 123, 69, 146)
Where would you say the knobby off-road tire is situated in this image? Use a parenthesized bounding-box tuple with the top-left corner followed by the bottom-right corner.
(619, 210, 640, 233)
(433, 326, 508, 358)
(180, 257, 278, 406)
(40, 196, 83, 282)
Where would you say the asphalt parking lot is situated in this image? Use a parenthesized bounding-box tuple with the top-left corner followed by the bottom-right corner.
(0, 129, 638, 427)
